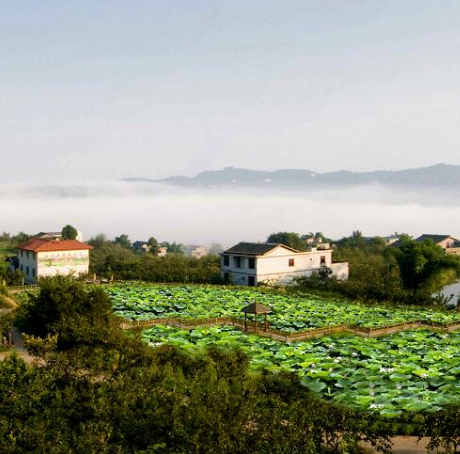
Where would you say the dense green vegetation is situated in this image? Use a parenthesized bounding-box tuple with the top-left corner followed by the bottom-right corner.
(4, 279, 460, 451)
(88, 234, 222, 283)
(143, 325, 460, 417)
(61, 224, 78, 240)
(3, 278, 395, 453)
(109, 284, 460, 329)
(0, 232, 31, 285)
(298, 232, 460, 305)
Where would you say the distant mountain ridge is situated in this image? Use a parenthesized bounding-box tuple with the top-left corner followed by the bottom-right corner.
(124, 163, 460, 189)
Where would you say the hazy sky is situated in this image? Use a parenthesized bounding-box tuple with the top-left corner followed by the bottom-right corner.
(2, 1, 460, 183)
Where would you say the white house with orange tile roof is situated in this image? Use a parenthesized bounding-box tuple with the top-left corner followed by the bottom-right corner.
(15, 238, 93, 283)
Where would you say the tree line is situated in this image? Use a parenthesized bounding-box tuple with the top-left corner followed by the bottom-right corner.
(0, 227, 224, 285)
(87, 234, 222, 283)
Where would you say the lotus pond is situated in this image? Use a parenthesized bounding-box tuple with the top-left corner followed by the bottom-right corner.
(109, 285, 460, 330)
(142, 324, 460, 417)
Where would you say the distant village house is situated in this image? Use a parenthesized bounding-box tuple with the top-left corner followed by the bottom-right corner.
(391, 234, 460, 255)
(157, 246, 167, 257)
(184, 245, 208, 259)
(11, 234, 93, 284)
(221, 242, 349, 286)
(133, 241, 168, 256)
(415, 234, 460, 255)
(133, 241, 151, 253)
(35, 230, 84, 242)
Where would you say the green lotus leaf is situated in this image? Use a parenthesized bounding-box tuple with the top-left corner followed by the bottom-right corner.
(301, 377, 327, 393)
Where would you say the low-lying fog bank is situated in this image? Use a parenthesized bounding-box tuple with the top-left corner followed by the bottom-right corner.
(1, 181, 460, 246)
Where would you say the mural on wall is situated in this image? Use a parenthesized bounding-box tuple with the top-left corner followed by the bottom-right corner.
(38, 252, 88, 268)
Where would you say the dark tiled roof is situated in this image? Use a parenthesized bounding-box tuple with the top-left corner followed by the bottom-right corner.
(391, 234, 459, 248)
(416, 234, 458, 244)
(224, 242, 298, 255)
(241, 302, 272, 314)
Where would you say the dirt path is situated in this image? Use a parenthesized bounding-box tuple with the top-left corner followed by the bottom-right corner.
(361, 436, 443, 453)
(0, 327, 33, 363)
(1, 293, 18, 309)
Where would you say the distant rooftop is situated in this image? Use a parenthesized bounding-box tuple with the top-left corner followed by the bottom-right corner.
(416, 234, 458, 244)
(224, 242, 299, 255)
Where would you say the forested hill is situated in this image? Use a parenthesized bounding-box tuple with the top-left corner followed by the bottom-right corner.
(125, 163, 460, 189)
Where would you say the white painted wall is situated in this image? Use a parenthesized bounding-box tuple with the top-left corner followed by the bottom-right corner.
(185, 246, 208, 258)
(256, 249, 332, 279)
(221, 246, 341, 286)
(18, 249, 90, 283)
(17, 249, 37, 283)
(330, 262, 349, 281)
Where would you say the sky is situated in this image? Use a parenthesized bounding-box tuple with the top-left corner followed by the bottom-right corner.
(2, 1, 460, 183)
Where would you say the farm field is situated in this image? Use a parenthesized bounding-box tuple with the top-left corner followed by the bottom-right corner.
(142, 324, 460, 417)
(111, 284, 460, 418)
(109, 284, 460, 331)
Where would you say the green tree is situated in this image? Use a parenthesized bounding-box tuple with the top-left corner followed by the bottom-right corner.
(161, 241, 185, 254)
(114, 234, 132, 250)
(18, 276, 113, 348)
(87, 233, 109, 248)
(147, 236, 159, 253)
(11, 231, 30, 245)
(266, 232, 306, 251)
(392, 237, 460, 299)
(61, 225, 78, 240)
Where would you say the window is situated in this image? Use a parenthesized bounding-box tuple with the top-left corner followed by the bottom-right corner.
(27, 251, 30, 260)
(248, 258, 255, 269)
(32, 268, 35, 277)
(26, 266, 29, 276)
(320, 256, 326, 266)
(289, 258, 295, 267)
(233, 256, 242, 268)
(223, 255, 230, 267)
(248, 276, 255, 286)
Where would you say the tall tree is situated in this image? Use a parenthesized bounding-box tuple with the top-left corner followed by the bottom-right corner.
(161, 241, 185, 254)
(114, 234, 132, 250)
(266, 232, 306, 251)
(147, 236, 159, 252)
(392, 237, 460, 298)
(61, 225, 78, 240)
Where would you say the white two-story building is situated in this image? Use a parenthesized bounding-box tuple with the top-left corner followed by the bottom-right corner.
(14, 238, 93, 283)
(221, 242, 348, 286)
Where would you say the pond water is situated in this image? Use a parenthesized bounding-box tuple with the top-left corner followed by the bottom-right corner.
(439, 281, 460, 306)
